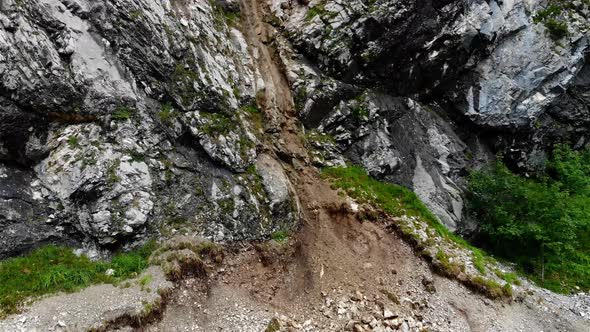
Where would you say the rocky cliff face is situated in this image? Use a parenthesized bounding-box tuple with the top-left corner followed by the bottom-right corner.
(0, 0, 298, 258)
(0, 0, 588, 256)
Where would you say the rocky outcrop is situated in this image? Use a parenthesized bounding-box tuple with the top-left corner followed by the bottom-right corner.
(0, 0, 298, 258)
(271, 0, 590, 231)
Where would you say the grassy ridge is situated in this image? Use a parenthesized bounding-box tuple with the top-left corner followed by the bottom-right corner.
(322, 166, 468, 245)
(0, 242, 156, 317)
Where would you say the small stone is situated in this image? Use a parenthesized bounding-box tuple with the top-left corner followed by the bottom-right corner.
(361, 315, 372, 324)
(421, 276, 436, 293)
(400, 321, 410, 332)
(352, 290, 363, 301)
(353, 324, 365, 332)
(369, 318, 379, 328)
(383, 306, 397, 319)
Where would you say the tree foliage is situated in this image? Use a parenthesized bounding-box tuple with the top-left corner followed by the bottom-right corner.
(468, 145, 590, 292)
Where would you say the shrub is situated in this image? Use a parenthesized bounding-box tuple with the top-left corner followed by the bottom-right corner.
(531, 1, 589, 40)
(467, 145, 590, 292)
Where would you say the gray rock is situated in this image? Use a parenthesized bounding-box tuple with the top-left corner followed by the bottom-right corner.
(0, 0, 297, 256)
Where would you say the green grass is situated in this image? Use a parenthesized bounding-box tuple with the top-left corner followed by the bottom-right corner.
(305, 4, 326, 22)
(112, 106, 134, 121)
(472, 249, 486, 274)
(200, 112, 236, 136)
(158, 103, 176, 125)
(531, 1, 588, 40)
(322, 166, 470, 246)
(270, 231, 289, 243)
(67, 135, 79, 149)
(0, 242, 157, 317)
(351, 105, 369, 119)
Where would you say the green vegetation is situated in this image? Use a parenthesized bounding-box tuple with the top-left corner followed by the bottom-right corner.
(435, 250, 464, 277)
(106, 159, 121, 186)
(150, 237, 224, 279)
(532, 1, 589, 40)
(158, 103, 177, 125)
(241, 102, 263, 133)
(322, 166, 468, 245)
(470, 275, 512, 298)
(200, 112, 236, 136)
(129, 10, 142, 21)
(112, 106, 134, 121)
(494, 269, 521, 286)
(472, 249, 486, 274)
(171, 63, 202, 108)
(322, 166, 516, 298)
(305, 3, 326, 22)
(305, 1, 337, 22)
(241, 103, 260, 115)
(468, 144, 590, 292)
(67, 135, 79, 149)
(351, 103, 369, 119)
(129, 150, 145, 162)
(138, 274, 152, 291)
(271, 231, 289, 243)
(0, 242, 157, 317)
(223, 11, 240, 27)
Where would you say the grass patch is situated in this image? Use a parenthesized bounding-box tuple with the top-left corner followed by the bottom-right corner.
(67, 135, 79, 149)
(200, 112, 236, 136)
(265, 317, 281, 332)
(531, 1, 590, 40)
(470, 275, 511, 298)
(472, 249, 486, 274)
(494, 269, 521, 286)
(158, 103, 177, 125)
(435, 250, 464, 277)
(305, 3, 326, 22)
(138, 274, 152, 291)
(351, 105, 369, 119)
(321, 166, 469, 246)
(112, 106, 134, 121)
(270, 231, 289, 243)
(0, 241, 157, 318)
